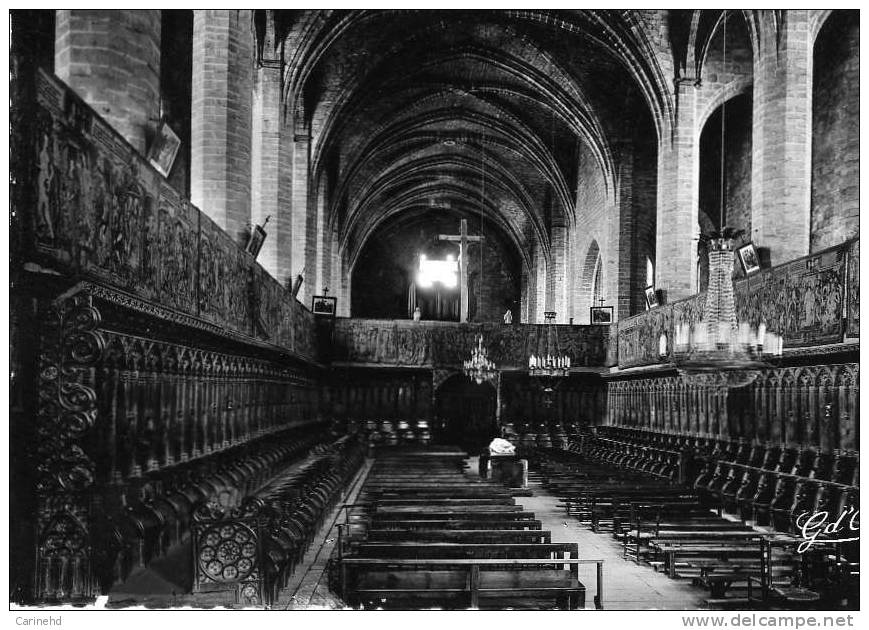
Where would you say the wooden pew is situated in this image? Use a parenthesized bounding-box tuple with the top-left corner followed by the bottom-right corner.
(336, 447, 604, 610)
(337, 557, 603, 610)
(364, 529, 552, 544)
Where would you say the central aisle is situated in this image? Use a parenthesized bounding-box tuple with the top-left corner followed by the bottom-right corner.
(286, 452, 710, 610)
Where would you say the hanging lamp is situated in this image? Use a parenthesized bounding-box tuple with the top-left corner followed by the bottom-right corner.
(463, 137, 497, 384)
(671, 10, 782, 390)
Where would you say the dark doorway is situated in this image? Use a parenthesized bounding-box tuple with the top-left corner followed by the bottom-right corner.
(436, 375, 497, 453)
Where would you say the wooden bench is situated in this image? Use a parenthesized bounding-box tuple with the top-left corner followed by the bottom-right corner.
(365, 529, 552, 544)
(337, 558, 603, 610)
(370, 519, 543, 531)
(349, 542, 578, 562)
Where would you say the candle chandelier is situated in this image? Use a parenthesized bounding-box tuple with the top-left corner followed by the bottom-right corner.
(528, 312, 572, 405)
(670, 10, 782, 390)
(462, 146, 498, 386)
(672, 230, 782, 390)
(464, 334, 498, 385)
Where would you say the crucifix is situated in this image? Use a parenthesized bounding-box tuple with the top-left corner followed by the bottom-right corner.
(438, 218, 484, 323)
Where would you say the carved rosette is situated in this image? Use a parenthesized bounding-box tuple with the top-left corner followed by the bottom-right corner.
(35, 292, 104, 602)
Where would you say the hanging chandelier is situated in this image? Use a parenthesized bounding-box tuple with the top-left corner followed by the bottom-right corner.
(464, 334, 498, 385)
(529, 311, 571, 373)
(672, 234, 782, 390)
(670, 10, 782, 391)
(462, 146, 497, 386)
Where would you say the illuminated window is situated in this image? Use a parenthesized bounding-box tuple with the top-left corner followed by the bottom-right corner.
(417, 254, 458, 289)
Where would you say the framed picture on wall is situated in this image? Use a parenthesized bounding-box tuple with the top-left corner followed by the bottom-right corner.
(312, 295, 337, 317)
(245, 224, 267, 259)
(737, 242, 762, 275)
(645, 285, 660, 309)
(589, 306, 613, 325)
(147, 120, 181, 178)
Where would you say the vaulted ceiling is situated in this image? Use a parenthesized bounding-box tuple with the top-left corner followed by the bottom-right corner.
(276, 10, 671, 270)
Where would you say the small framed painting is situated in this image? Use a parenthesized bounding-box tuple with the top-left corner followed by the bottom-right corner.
(645, 286, 660, 309)
(589, 306, 613, 325)
(311, 295, 337, 317)
(245, 224, 267, 259)
(147, 120, 181, 178)
(737, 242, 761, 275)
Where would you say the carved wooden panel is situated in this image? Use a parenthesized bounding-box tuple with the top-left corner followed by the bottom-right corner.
(35, 293, 104, 601)
(605, 363, 858, 451)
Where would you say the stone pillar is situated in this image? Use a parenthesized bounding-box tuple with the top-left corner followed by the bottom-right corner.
(655, 79, 700, 301)
(549, 224, 568, 322)
(275, 118, 295, 287)
(291, 132, 312, 305)
(250, 12, 281, 278)
(751, 10, 812, 265)
(55, 10, 161, 155)
(533, 244, 547, 323)
(313, 174, 329, 295)
(191, 9, 254, 243)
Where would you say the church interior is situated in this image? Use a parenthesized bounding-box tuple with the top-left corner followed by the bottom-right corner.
(8, 9, 859, 611)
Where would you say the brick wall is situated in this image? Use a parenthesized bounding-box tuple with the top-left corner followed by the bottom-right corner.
(55, 10, 161, 154)
(811, 10, 859, 251)
(190, 10, 254, 245)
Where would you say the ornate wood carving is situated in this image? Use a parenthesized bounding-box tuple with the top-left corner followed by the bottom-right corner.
(35, 293, 105, 601)
(605, 363, 858, 451)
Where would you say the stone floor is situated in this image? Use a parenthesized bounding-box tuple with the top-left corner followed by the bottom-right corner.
(284, 454, 712, 611)
(279, 457, 374, 609)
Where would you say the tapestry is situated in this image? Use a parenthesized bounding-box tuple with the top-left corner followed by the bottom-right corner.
(331, 320, 608, 369)
(846, 239, 859, 338)
(29, 69, 317, 361)
(617, 242, 853, 367)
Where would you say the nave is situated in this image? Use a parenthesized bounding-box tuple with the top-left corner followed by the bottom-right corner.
(8, 9, 860, 614)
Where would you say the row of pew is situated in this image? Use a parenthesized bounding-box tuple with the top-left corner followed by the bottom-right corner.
(534, 429, 859, 610)
(333, 447, 603, 610)
(191, 435, 366, 607)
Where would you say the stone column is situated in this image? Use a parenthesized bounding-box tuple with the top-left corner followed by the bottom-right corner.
(191, 9, 254, 243)
(250, 11, 281, 278)
(549, 224, 568, 321)
(655, 78, 701, 301)
(751, 10, 812, 265)
(55, 10, 161, 155)
(291, 132, 312, 305)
